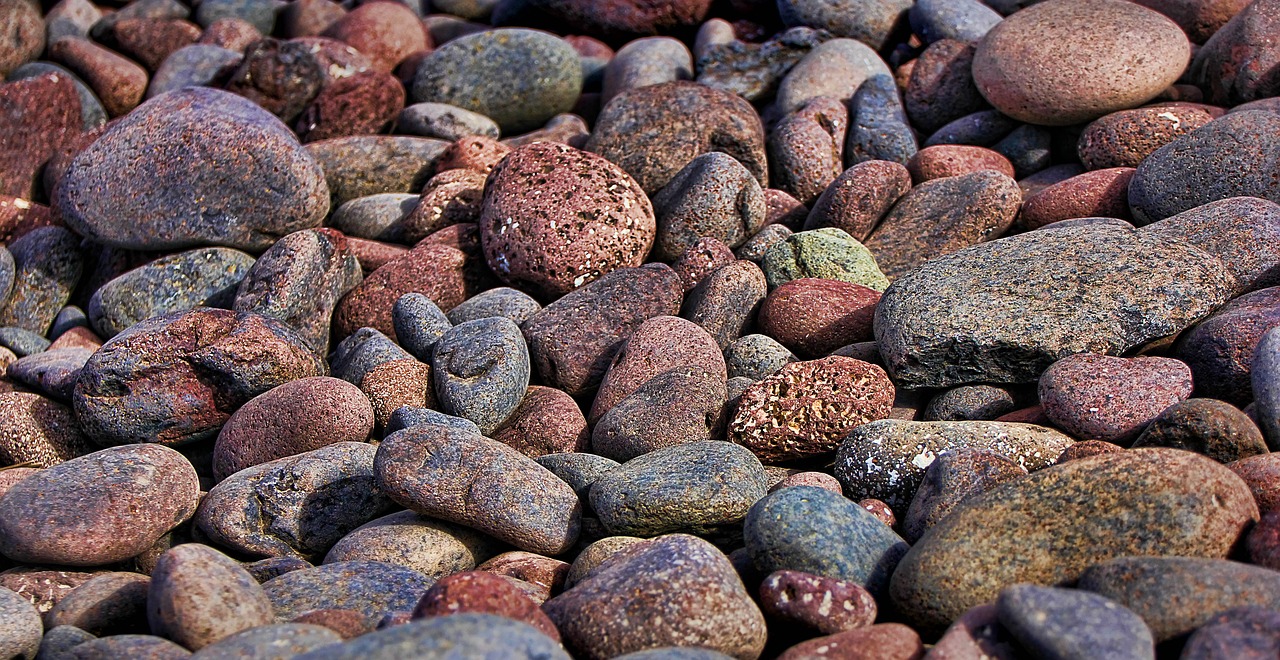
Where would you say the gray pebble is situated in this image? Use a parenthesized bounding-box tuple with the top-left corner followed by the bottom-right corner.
(0, 586, 42, 660)
(189, 624, 342, 660)
(0, 227, 82, 336)
(724, 334, 797, 380)
(262, 561, 434, 622)
(291, 614, 569, 659)
(328, 328, 413, 386)
(445, 287, 541, 326)
(602, 37, 692, 104)
(431, 317, 530, 435)
(996, 584, 1154, 660)
(323, 510, 502, 580)
(0, 327, 50, 357)
(651, 152, 766, 261)
(391, 293, 451, 362)
(396, 102, 501, 141)
(384, 408, 480, 437)
(329, 194, 419, 243)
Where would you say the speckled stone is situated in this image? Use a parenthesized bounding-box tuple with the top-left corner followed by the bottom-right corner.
(534, 452, 619, 508)
(195, 442, 395, 561)
(375, 424, 581, 554)
(865, 169, 1020, 280)
(875, 223, 1236, 388)
(904, 40, 987, 136)
(1249, 510, 1280, 570)
(802, 161, 911, 242)
(776, 623, 923, 660)
(730, 357, 893, 463)
(777, 0, 910, 50)
(680, 259, 769, 351)
(744, 486, 907, 599)
(0, 72, 81, 201)
(0, 568, 99, 615)
(73, 309, 324, 446)
(0, 327, 47, 356)
(972, 0, 1189, 126)
(444, 288, 538, 326)
(835, 420, 1068, 514)
(768, 97, 847, 206)
(735, 224, 793, 264)
(1077, 106, 1214, 170)
(694, 23, 827, 102)
(331, 241, 485, 339)
(590, 367, 727, 463)
(757, 278, 881, 358)
(486, 386, 588, 457)
(589, 315, 725, 424)
(923, 385, 1027, 422)
(0, 584, 42, 659)
(1132, 399, 1266, 463)
(1078, 556, 1280, 643)
(521, 0, 711, 42)
(906, 145, 1014, 185)
(0, 391, 92, 467)
(46, 38, 146, 118)
(1019, 168, 1135, 229)
(67, 634, 189, 659)
(43, 572, 149, 636)
(1039, 353, 1193, 443)
(522, 263, 683, 396)
(262, 561, 434, 622)
(411, 29, 580, 134)
(434, 136, 510, 176)
(762, 228, 888, 292)
(360, 359, 433, 430)
(1147, 196, 1280, 297)
(724, 334, 797, 381)
(295, 70, 404, 143)
(774, 38, 892, 118)
(328, 327, 411, 386)
(773, 472, 843, 495)
(189, 623, 341, 659)
(601, 36, 691, 104)
(1229, 453, 1280, 514)
(34, 624, 96, 660)
(890, 449, 1260, 635)
(146, 44, 243, 99)
(910, 0, 1001, 43)
(477, 141, 654, 299)
(56, 88, 328, 251)
(0, 444, 200, 566)
(290, 613, 569, 659)
(110, 18, 200, 73)
(1251, 326, 1280, 450)
(1180, 606, 1280, 660)
(902, 449, 1024, 546)
(670, 238, 734, 292)
(430, 317, 529, 435)
(242, 557, 313, 585)
(198, 16, 263, 51)
(846, 74, 917, 166)
(0, 0, 43, 78)
(586, 81, 766, 195)
(396, 102, 499, 141)
(147, 544, 273, 650)
(321, 1, 425, 73)
(288, 610, 373, 640)
(411, 571, 558, 640)
(304, 136, 445, 212)
(544, 534, 766, 659)
(759, 570, 877, 635)
(995, 584, 1154, 660)
(475, 551, 568, 599)
(1190, 0, 1280, 104)
(323, 510, 502, 580)
(650, 152, 765, 261)
(0, 227, 81, 336)
(390, 293, 450, 362)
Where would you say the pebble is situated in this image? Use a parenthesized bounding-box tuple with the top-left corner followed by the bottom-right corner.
(1253, 326, 1280, 449)
(44, 571, 149, 636)
(67, 634, 191, 659)
(995, 584, 1155, 660)
(0, 444, 200, 566)
(396, 102, 499, 142)
(290, 613, 569, 659)
(0, 227, 81, 336)
(0, 391, 93, 467)
(189, 624, 341, 659)
(1180, 606, 1280, 660)
(0, 568, 99, 614)
(375, 424, 581, 555)
(430, 317, 529, 435)
(323, 510, 501, 580)
(0, 586, 42, 660)
(390, 293, 451, 361)
(744, 486, 909, 599)
(328, 327, 411, 386)
(906, 145, 1014, 184)
(846, 73, 918, 166)
(589, 315, 725, 423)
(147, 544, 274, 650)
(0, 327, 48, 356)
(411, 571, 558, 640)
(544, 534, 767, 659)
(901, 448, 1028, 543)
(762, 227, 889, 292)
(0, 72, 81, 201)
(909, 0, 1002, 44)
(1229, 453, 1280, 514)
(446, 287, 540, 326)
(1145, 196, 1280, 297)
(1247, 510, 1280, 570)
(768, 97, 847, 205)
(305, 135, 447, 210)
(321, 1, 425, 73)
(758, 570, 877, 635)
(1038, 353, 1193, 443)
(671, 237, 736, 292)
(724, 334, 797, 381)
(490, 386, 589, 457)
(680, 259, 769, 351)
(1077, 106, 1215, 170)
(777, 623, 923, 660)
(195, 442, 395, 561)
(905, 39, 988, 135)
(1190, 0, 1280, 105)
(535, 452, 620, 508)
(651, 152, 765, 261)
(890, 449, 1259, 634)
(590, 366, 727, 463)
(803, 160, 911, 241)
(756, 278, 881, 357)
(602, 36, 692, 104)
(411, 29, 580, 134)
(923, 385, 1027, 422)
(1132, 398, 1267, 463)
(295, 70, 404, 143)
(146, 44, 243, 98)
(777, 0, 911, 50)
(262, 560, 434, 622)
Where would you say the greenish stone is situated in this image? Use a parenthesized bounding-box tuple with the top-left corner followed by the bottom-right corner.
(762, 227, 889, 291)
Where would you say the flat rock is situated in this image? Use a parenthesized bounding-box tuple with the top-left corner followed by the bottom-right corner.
(290, 614, 568, 659)
(1038, 353, 1193, 443)
(430, 317, 529, 435)
(323, 510, 502, 580)
(0, 585, 42, 660)
(995, 584, 1154, 660)
(262, 561, 433, 622)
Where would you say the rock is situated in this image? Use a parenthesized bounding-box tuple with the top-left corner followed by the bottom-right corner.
(0, 327, 47, 357)
(776, 0, 911, 50)
(906, 145, 1014, 184)
(680, 259, 768, 351)
(323, 510, 501, 580)
(1248, 510, 1280, 570)
(1077, 106, 1214, 170)
(0, 444, 200, 566)
(803, 160, 911, 242)
(522, 263, 682, 396)
(195, 442, 395, 561)
(1252, 326, 1280, 449)
(774, 38, 893, 117)
(865, 169, 1021, 280)
(446, 287, 540, 326)
(146, 43, 243, 99)
(1039, 353, 1193, 443)
(535, 452, 620, 507)
(922, 385, 1027, 422)
(1190, 0, 1280, 105)
(221, 38, 324, 125)
(520, 0, 711, 42)
(7, 347, 89, 400)
(846, 74, 917, 166)
(189, 623, 341, 659)
(758, 570, 877, 635)
(288, 614, 569, 659)
(1175, 287, 1280, 406)
(328, 327, 411, 386)
(730, 356, 893, 463)
(591, 367, 727, 462)
(45, 572, 149, 636)
(374, 424, 581, 555)
(544, 534, 766, 659)
(395, 102, 500, 141)
(589, 315, 725, 424)
(46, 37, 146, 118)
(1078, 556, 1280, 642)
(34, 625, 96, 660)
(762, 228, 888, 292)
(904, 39, 988, 136)
(477, 141, 655, 299)
(262, 561, 434, 622)
(321, 1, 425, 73)
(0, 0, 43, 79)
(0, 72, 81, 201)
(0, 586, 41, 660)
(735, 224, 793, 263)
(909, 0, 1002, 44)
(388, 293, 450, 362)
(744, 486, 908, 599)
(56, 88, 328, 251)
(995, 584, 1154, 660)
(724, 334, 797, 381)
(411, 29, 579, 134)
(875, 223, 1236, 388)
(306, 135, 448, 210)
(359, 356, 434, 429)
(651, 152, 765, 261)
(66, 634, 190, 659)
(1180, 606, 1280, 660)
(430, 317, 529, 435)
(490, 386, 589, 457)
(768, 97, 847, 206)
(295, 69, 404, 143)
(1019, 168, 1135, 229)
(0, 227, 81, 336)
(901, 448, 1028, 543)
(694, 24, 826, 102)
(410, 571, 557, 640)
(586, 81, 766, 195)
(148, 544, 273, 650)
(756, 279, 880, 358)
(776, 624, 923, 660)
(0, 391, 93, 468)
(835, 420, 1070, 513)
(602, 37, 692, 104)
(1145, 196, 1280, 297)
(972, 0, 1190, 126)
(889, 449, 1260, 634)
(1132, 399, 1266, 463)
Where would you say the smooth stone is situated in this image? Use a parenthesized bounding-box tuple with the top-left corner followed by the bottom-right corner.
(67, 634, 190, 659)
(188, 623, 341, 659)
(516, 0, 712, 42)
(758, 570, 877, 635)
(1038, 353, 1194, 444)
(774, 38, 894, 116)
(327, 327, 411, 386)
(319, 1, 424, 72)
(0, 444, 200, 566)
(680, 259, 768, 351)
(922, 385, 1027, 422)
(446, 287, 540, 326)
(410, 570, 558, 640)
(590, 367, 728, 463)
(0, 586, 41, 660)
(744, 486, 908, 599)
(875, 223, 1236, 388)
(1181, 289, 1280, 408)
(904, 39, 988, 135)
(489, 385, 590, 457)
(1132, 398, 1267, 463)
(8, 346, 93, 400)
(290, 614, 569, 659)
(535, 452, 620, 506)
(768, 97, 847, 205)
(1252, 326, 1280, 450)
(147, 45, 243, 98)
(889, 449, 1260, 634)
(901, 447, 1028, 543)
(0, 227, 81, 336)
(323, 510, 501, 580)
(1190, 0, 1280, 104)
(907, 144, 1015, 184)
(34, 624, 95, 660)
(1229, 453, 1280, 514)
(776, 624, 923, 660)
(305, 136, 448, 210)
(195, 442, 396, 561)
(148, 544, 273, 650)
(803, 160, 912, 242)
(589, 315, 726, 424)
(45, 572, 149, 636)
(262, 561, 434, 622)
(834, 420, 1071, 513)
(762, 227, 888, 292)
(0, 327, 48, 356)
(651, 152, 766, 261)
(758, 275, 879, 357)
(724, 334, 797, 381)
(776, 0, 912, 50)
(430, 317, 529, 435)
(0, 391, 92, 469)
(395, 102, 500, 141)
(995, 584, 1155, 660)
(602, 36, 692, 104)
(329, 194, 418, 242)
(390, 294, 451, 362)
(909, 0, 1002, 44)
(1018, 167, 1136, 230)
(846, 73, 918, 167)
(1180, 606, 1280, 660)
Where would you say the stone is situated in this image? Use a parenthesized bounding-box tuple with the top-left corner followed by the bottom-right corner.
(904, 40, 988, 136)
(148, 544, 273, 650)
(295, 70, 404, 143)
(430, 317, 529, 435)
(756, 279, 881, 358)
(390, 294, 451, 361)
(0, 72, 81, 201)
(680, 259, 768, 351)
(586, 81, 767, 195)
(1132, 398, 1266, 463)
(0, 227, 81, 336)
(45, 572, 149, 636)
(1190, 0, 1280, 105)
(803, 160, 911, 242)
(602, 37, 692, 104)
(520, 0, 711, 42)
(306, 135, 448, 210)
(901, 448, 1028, 543)
(744, 486, 908, 599)
(875, 223, 1236, 388)
(146, 44, 243, 99)
(262, 561, 433, 622)
(446, 288, 540, 326)
(972, 0, 1190, 126)
(374, 424, 581, 555)
(1039, 353, 1193, 443)
(906, 145, 1014, 184)
(846, 73, 917, 167)
(1019, 168, 1136, 229)
(589, 315, 726, 423)
(0, 392, 93, 468)
(0, 444, 200, 566)
(590, 367, 728, 463)
(0, 585, 41, 659)
(923, 385, 1027, 422)
(195, 442, 395, 561)
(724, 334, 797, 381)
(189, 624, 341, 659)
(1180, 606, 1280, 660)
(1145, 196, 1280, 297)
(776, 624, 923, 660)
(66, 634, 189, 659)
(758, 570, 877, 635)
(477, 141, 655, 299)
(490, 386, 589, 457)
(323, 510, 501, 580)
(328, 328, 411, 386)
(774, 38, 893, 117)
(288, 614, 569, 659)
(890, 449, 1260, 634)
(395, 102, 499, 141)
(995, 584, 1154, 660)
(1077, 106, 1214, 170)
(776, 0, 912, 50)
(410, 571, 557, 640)
(695, 24, 827, 103)
(6, 347, 89, 400)
(321, 1, 425, 73)
(1252, 326, 1280, 449)
(56, 87, 328, 251)
(1248, 510, 1280, 570)
(909, 0, 1002, 44)
(46, 38, 146, 118)
(768, 97, 846, 206)
(730, 356, 893, 463)
(544, 534, 766, 659)
(651, 152, 765, 261)
(762, 228, 888, 292)
(535, 452, 620, 507)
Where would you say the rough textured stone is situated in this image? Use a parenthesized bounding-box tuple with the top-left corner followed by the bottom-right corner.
(410, 570, 558, 640)
(0, 391, 93, 468)
(846, 74, 918, 167)
(189, 623, 341, 659)
(758, 570, 877, 635)
(1077, 106, 1214, 170)
(589, 315, 726, 423)
(0, 584, 41, 659)
(651, 152, 766, 261)
(67, 634, 190, 659)
(803, 160, 911, 242)
(323, 510, 502, 580)
(762, 228, 888, 292)
(1039, 353, 1193, 443)
(0, 227, 81, 336)
(1133, 398, 1266, 463)
(431, 317, 529, 435)
(1180, 606, 1280, 660)
(902, 448, 1028, 543)
(776, 0, 911, 50)
(148, 544, 273, 650)
(289, 613, 568, 659)
(1190, 0, 1280, 104)
(680, 259, 768, 351)
(262, 561, 433, 622)
(1146, 196, 1280, 298)
(995, 584, 1154, 660)
(775, 38, 893, 116)
(490, 386, 589, 457)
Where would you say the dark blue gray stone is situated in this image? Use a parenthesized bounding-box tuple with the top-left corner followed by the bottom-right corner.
(194, 0, 281, 33)
(1181, 606, 1280, 660)
(846, 74, 917, 166)
(993, 124, 1052, 178)
(724, 334, 797, 381)
(0, 586, 41, 660)
(924, 109, 1018, 148)
(395, 102, 500, 142)
(328, 328, 413, 386)
(0, 227, 82, 336)
(777, 0, 913, 50)
(261, 561, 434, 622)
(430, 317, 530, 435)
(534, 452, 621, 506)
(329, 194, 418, 243)
(190, 623, 341, 659)
(8, 347, 94, 400)
(591, 441, 767, 542)
(50, 306, 90, 340)
(147, 45, 244, 99)
(391, 293, 451, 362)
(743, 485, 909, 598)
(1253, 326, 1280, 449)
(8, 62, 107, 130)
(292, 614, 569, 660)
(384, 407, 481, 437)
(36, 625, 96, 660)
(67, 634, 189, 659)
(445, 287, 541, 326)
(996, 584, 1154, 660)
(909, 0, 1002, 44)
(650, 152, 766, 261)
(0, 327, 49, 357)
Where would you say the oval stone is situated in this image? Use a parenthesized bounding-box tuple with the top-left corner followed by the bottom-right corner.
(147, 543, 273, 650)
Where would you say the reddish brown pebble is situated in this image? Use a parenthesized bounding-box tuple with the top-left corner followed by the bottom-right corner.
(1055, 440, 1125, 464)
(589, 315, 726, 424)
(146, 543, 274, 650)
(112, 18, 201, 71)
(399, 169, 486, 243)
(927, 603, 1024, 660)
(1019, 167, 1136, 229)
(435, 135, 510, 175)
(803, 160, 912, 241)
(0, 0, 43, 79)
(1229, 453, 1280, 515)
(758, 278, 881, 358)
(1247, 510, 1280, 570)
(212, 376, 375, 481)
(771, 471, 843, 494)
(672, 237, 736, 292)
(291, 609, 376, 639)
(48, 38, 148, 117)
(490, 385, 589, 458)
(344, 235, 408, 274)
(47, 326, 102, 352)
(858, 499, 896, 528)
(411, 571, 560, 641)
(777, 622, 924, 659)
(760, 570, 878, 634)
(1039, 353, 1193, 443)
(729, 356, 895, 463)
(0, 467, 36, 498)
(764, 189, 810, 228)
(906, 145, 1014, 184)
(0, 567, 99, 613)
(0, 196, 59, 244)
(322, 1, 428, 73)
(477, 551, 569, 600)
(296, 70, 405, 143)
(0, 391, 93, 468)
(280, 0, 346, 38)
(0, 73, 82, 200)
(198, 17, 263, 51)
(769, 97, 847, 205)
(994, 404, 1052, 426)
(333, 242, 476, 338)
(359, 358, 436, 430)
(1077, 106, 1214, 170)
(905, 39, 988, 135)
